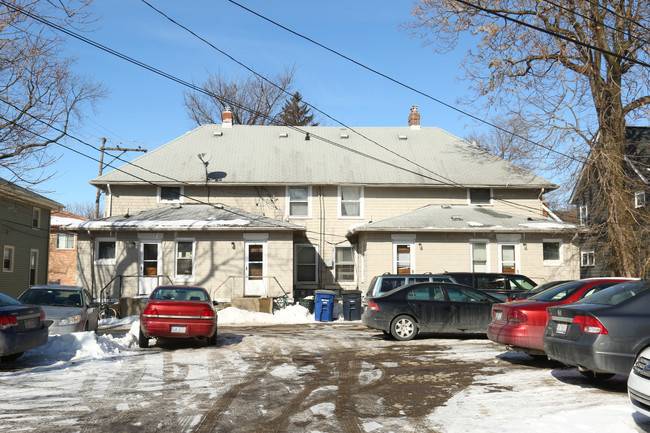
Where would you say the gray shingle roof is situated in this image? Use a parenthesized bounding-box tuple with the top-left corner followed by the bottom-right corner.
(0, 177, 63, 209)
(57, 203, 305, 232)
(347, 204, 580, 236)
(92, 125, 556, 189)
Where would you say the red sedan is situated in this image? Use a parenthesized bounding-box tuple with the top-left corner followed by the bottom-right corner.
(139, 285, 218, 348)
(487, 278, 634, 356)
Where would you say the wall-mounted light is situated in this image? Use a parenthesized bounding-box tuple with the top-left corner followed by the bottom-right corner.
(231, 242, 235, 250)
(419, 243, 423, 250)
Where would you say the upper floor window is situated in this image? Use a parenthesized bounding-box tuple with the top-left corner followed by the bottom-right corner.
(32, 207, 41, 228)
(287, 186, 311, 218)
(3, 246, 14, 272)
(55, 233, 75, 250)
(95, 238, 116, 265)
(468, 188, 492, 205)
(579, 205, 588, 225)
(581, 250, 595, 267)
(334, 245, 355, 283)
(635, 191, 645, 208)
(339, 186, 363, 218)
(158, 186, 183, 203)
(543, 239, 563, 266)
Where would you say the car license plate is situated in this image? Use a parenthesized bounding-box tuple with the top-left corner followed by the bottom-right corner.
(556, 322, 568, 335)
(170, 325, 186, 333)
(24, 318, 38, 329)
(495, 311, 502, 321)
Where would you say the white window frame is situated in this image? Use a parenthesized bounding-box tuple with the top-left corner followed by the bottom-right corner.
(334, 244, 356, 284)
(29, 249, 39, 285)
(635, 191, 646, 208)
(469, 239, 490, 272)
(467, 188, 493, 206)
(542, 238, 564, 266)
(295, 244, 318, 284)
(286, 186, 312, 219)
(579, 205, 588, 226)
(174, 238, 196, 282)
(392, 242, 415, 274)
(3, 245, 14, 272)
(497, 242, 520, 274)
(55, 233, 76, 250)
(581, 250, 595, 267)
(32, 207, 41, 228)
(157, 186, 184, 203)
(338, 186, 364, 219)
(95, 237, 117, 265)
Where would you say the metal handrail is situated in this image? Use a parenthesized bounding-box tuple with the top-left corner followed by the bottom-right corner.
(213, 275, 288, 300)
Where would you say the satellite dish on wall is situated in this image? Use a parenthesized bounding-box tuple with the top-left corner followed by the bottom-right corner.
(208, 171, 227, 182)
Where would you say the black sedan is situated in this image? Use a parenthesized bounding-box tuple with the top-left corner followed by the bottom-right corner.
(544, 280, 650, 379)
(362, 282, 501, 341)
(0, 291, 49, 361)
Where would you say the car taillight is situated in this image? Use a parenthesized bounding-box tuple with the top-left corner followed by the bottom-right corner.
(573, 315, 608, 334)
(0, 315, 18, 330)
(368, 301, 379, 311)
(201, 309, 215, 318)
(40, 310, 45, 321)
(143, 306, 159, 317)
(507, 310, 527, 323)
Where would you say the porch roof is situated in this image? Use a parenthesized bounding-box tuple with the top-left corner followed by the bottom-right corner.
(57, 203, 305, 232)
(346, 204, 582, 239)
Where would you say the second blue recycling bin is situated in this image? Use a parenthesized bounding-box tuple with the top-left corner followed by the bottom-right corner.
(314, 290, 336, 322)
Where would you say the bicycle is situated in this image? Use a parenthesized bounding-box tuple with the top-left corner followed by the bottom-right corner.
(98, 301, 118, 320)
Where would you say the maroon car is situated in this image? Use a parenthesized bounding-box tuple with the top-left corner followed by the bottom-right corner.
(139, 286, 218, 348)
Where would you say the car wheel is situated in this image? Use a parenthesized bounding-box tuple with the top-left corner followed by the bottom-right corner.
(579, 370, 615, 381)
(1, 352, 23, 362)
(391, 315, 418, 341)
(207, 331, 217, 347)
(138, 327, 149, 348)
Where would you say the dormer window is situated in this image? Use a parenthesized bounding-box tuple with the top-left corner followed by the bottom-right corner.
(579, 205, 588, 226)
(468, 188, 492, 205)
(635, 191, 645, 208)
(158, 186, 183, 203)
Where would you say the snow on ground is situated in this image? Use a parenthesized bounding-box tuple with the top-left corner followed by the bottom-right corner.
(5, 305, 650, 432)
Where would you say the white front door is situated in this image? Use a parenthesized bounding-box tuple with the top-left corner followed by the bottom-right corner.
(244, 241, 267, 296)
(139, 241, 162, 295)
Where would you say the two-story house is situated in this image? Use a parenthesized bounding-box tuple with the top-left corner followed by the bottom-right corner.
(0, 177, 63, 298)
(61, 107, 581, 302)
(571, 126, 650, 278)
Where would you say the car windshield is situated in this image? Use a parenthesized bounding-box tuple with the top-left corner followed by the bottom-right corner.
(19, 289, 83, 307)
(509, 276, 537, 290)
(0, 292, 22, 307)
(575, 281, 650, 305)
(151, 287, 209, 301)
(529, 281, 584, 302)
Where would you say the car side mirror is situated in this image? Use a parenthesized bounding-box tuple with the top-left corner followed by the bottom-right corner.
(212, 300, 219, 306)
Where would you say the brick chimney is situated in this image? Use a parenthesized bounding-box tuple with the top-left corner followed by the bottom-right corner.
(408, 105, 420, 130)
(222, 107, 233, 128)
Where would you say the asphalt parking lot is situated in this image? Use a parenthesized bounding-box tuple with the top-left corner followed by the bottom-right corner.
(1, 322, 648, 433)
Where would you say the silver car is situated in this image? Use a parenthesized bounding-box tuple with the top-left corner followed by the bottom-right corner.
(18, 285, 99, 335)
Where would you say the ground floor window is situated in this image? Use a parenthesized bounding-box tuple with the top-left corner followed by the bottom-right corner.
(175, 240, 195, 278)
(95, 238, 116, 265)
(296, 244, 318, 284)
(470, 240, 488, 272)
(29, 249, 38, 285)
(499, 244, 517, 274)
(581, 250, 595, 267)
(543, 239, 563, 266)
(334, 246, 355, 283)
(56, 233, 75, 250)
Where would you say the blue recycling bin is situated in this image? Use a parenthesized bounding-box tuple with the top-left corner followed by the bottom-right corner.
(314, 290, 336, 322)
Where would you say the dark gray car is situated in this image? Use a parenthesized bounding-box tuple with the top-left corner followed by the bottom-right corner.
(19, 285, 100, 334)
(544, 280, 650, 379)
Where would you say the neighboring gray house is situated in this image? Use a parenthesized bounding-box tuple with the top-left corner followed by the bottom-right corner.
(63, 107, 581, 302)
(0, 177, 63, 298)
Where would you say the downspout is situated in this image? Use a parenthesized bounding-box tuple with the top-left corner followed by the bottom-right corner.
(106, 184, 113, 218)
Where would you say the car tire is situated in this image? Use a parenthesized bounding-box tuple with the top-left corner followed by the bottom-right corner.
(138, 327, 149, 348)
(579, 370, 615, 381)
(207, 331, 217, 347)
(1, 352, 23, 362)
(391, 315, 418, 341)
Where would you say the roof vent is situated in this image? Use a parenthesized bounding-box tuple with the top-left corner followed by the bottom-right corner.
(441, 204, 452, 209)
(340, 133, 349, 139)
(451, 215, 463, 221)
(213, 131, 223, 137)
(279, 132, 288, 138)
(398, 135, 408, 140)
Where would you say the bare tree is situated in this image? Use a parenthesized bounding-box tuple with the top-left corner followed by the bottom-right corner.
(0, 1, 105, 186)
(184, 66, 296, 126)
(65, 201, 96, 219)
(407, 1, 650, 277)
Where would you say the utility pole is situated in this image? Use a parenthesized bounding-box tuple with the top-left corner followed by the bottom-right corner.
(94, 138, 147, 219)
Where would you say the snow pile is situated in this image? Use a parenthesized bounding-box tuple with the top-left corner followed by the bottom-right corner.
(217, 304, 314, 325)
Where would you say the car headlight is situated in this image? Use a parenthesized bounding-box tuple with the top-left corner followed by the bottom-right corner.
(633, 356, 650, 379)
(58, 315, 82, 326)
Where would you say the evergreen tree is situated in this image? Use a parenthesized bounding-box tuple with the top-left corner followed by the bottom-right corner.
(277, 92, 319, 126)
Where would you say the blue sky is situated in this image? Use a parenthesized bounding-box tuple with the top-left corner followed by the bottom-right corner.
(35, 0, 485, 208)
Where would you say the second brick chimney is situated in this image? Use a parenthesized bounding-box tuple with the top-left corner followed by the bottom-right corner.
(222, 107, 233, 128)
(408, 105, 420, 130)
